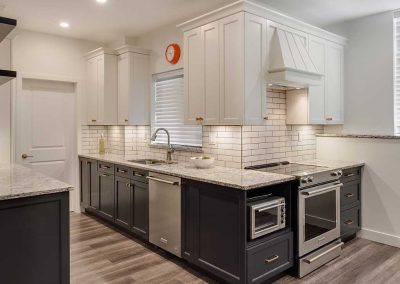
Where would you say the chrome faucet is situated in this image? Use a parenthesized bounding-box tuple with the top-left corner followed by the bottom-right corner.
(150, 128, 175, 162)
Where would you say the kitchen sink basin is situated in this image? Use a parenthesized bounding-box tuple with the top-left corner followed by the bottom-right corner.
(127, 159, 174, 165)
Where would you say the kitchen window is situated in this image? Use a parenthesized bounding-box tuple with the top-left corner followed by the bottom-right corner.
(151, 69, 202, 147)
(394, 10, 400, 135)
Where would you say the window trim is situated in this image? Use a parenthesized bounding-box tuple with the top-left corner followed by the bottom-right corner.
(150, 68, 202, 148)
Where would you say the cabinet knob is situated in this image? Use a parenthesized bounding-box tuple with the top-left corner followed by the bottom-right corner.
(326, 117, 333, 121)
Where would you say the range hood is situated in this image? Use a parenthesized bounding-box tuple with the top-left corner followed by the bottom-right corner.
(268, 27, 322, 89)
(0, 16, 17, 86)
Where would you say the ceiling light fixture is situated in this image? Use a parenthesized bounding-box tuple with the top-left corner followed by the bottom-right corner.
(96, 0, 107, 3)
(59, 21, 70, 28)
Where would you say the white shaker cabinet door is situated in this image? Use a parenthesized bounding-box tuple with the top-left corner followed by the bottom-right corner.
(325, 42, 344, 124)
(86, 56, 100, 125)
(202, 21, 220, 125)
(117, 52, 130, 125)
(308, 35, 326, 124)
(184, 27, 204, 125)
(219, 13, 245, 125)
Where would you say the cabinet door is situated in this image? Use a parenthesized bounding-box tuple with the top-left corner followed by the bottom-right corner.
(117, 53, 130, 125)
(202, 21, 220, 125)
(98, 172, 114, 221)
(184, 27, 204, 124)
(86, 57, 99, 125)
(325, 42, 344, 124)
(219, 13, 245, 125)
(308, 35, 327, 124)
(244, 13, 267, 125)
(79, 158, 91, 209)
(132, 180, 149, 239)
(90, 160, 99, 210)
(115, 176, 131, 229)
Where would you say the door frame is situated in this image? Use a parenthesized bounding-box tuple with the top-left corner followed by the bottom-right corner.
(12, 73, 83, 212)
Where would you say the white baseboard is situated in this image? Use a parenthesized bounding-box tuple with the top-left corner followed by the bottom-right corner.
(359, 228, 400, 248)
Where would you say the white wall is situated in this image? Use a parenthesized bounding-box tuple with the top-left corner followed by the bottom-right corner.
(324, 12, 394, 135)
(317, 136, 400, 248)
(0, 39, 11, 163)
(135, 24, 183, 74)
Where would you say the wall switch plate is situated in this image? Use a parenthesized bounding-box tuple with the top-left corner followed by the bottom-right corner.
(209, 132, 217, 145)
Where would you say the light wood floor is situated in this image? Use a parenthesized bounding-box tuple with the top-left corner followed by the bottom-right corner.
(71, 213, 400, 284)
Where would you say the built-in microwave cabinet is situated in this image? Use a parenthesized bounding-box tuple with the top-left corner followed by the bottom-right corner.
(85, 47, 118, 125)
(183, 12, 267, 126)
(286, 36, 344, 125)
(116, 45, 151, 125)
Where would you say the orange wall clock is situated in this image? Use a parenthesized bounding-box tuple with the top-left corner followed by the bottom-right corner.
(165, 43, 181, 64)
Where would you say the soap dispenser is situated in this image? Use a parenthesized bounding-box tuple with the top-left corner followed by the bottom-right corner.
(99, 133, 105, 155)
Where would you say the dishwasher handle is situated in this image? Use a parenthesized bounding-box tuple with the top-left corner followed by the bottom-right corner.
(147, 176, 180, 186)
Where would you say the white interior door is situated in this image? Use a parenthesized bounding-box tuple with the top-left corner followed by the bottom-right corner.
(16, 77, 77, 210)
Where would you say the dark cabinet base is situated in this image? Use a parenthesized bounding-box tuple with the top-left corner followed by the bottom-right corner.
(0, 192, 69, 284)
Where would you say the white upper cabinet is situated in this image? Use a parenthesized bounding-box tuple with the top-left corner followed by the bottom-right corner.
(85, 48, 118, 125)
(182, 12, 267, 125)
(116, 46, 151, 125)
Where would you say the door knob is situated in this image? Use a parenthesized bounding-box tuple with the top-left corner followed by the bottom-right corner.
(21, 154, 34, 159)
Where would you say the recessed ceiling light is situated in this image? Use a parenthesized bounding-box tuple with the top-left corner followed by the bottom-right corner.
(59, 21, 70, 28)
(96, 0, 107, 3)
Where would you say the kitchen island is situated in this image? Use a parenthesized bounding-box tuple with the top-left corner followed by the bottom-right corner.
(0, 164, 73, 284)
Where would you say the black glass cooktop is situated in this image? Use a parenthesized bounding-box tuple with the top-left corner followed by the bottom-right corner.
(245, 162, 329, 177)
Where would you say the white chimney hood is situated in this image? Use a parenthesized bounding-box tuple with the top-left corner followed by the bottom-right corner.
(268, 27, 322, 89)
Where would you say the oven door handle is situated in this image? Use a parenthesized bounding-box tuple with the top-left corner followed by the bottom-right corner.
(256, 202, 285, 212)
(301, 183, 343, 196)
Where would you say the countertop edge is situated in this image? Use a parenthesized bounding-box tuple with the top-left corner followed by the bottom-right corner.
(0, 186, 73, 201)
(317, 134, 400, 140)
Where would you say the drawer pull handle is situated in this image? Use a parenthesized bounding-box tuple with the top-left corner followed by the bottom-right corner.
(100, 165, 111, 169)
(126, 183, 133, 189)
(118, 169, 127, 173)
(86, 161, 91, 165)
(134, 173, 146, 177)
(91, 119, 97, 122)
(344, 220, 353, 225)
(265, 255, 279, 264)
(345, 193, 354, 198)
(303, 242, 344, 264)
(124, 119, 129, 122)
(326, 117, 333, 121)
(344, 173, 356, 177)
(99, 173, 109, 177)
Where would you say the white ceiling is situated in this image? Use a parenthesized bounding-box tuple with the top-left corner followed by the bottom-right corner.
(1, 0, 399, 43)
(257, 0, 400, 27)
(0, 0, 234, 43)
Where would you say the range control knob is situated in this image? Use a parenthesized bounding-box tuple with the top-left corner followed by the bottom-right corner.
(331, 171, 338, 177)
(307, 176, 314, 183)
(337, 170, 343, 177)
(301, 177, 308, 184)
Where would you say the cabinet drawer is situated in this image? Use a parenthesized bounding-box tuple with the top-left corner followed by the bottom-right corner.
(247, 232, 293, 284)
(132, 169, 148, 183)
(341, 180, 360, 209)
(341, 167, 361, 183)
(98, 161, 114, 174)
(115, 164, 132, 178)
(341, 206, 360, 237)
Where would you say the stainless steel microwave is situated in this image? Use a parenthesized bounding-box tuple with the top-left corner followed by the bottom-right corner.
(248, 196, 286, 239)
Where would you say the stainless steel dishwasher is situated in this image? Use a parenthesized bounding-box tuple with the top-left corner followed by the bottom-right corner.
(147, 172, 181, 257)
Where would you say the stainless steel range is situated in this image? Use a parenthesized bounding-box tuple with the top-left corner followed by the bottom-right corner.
(245, 161, 344, 278)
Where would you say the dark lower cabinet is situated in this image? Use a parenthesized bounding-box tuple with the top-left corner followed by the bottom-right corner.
(98, 172, 115, 221)
(183, 180, 246, 284)
(79, 157, 98, 210)
(115, 176, 132, 229)
(132, 179, 149, 239)
(340, 166, 362, 241)
(0, 192, 69, 284)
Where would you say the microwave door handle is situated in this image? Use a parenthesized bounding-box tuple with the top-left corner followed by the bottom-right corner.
(255, 224, 280, 235)
(302, 183, 343, 196)
(256, 202, 285, 212)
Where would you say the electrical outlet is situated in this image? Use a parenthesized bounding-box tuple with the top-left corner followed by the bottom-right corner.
(209, 132, 217, 145)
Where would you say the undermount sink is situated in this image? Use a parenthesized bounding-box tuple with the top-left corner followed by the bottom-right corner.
(127, 159, 174, 165)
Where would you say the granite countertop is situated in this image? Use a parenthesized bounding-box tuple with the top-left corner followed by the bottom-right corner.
(296, 159, 365, 170)
(317, 134, 400, 140)
(0, 164, 74, 200)
(79, 154, 296, 190)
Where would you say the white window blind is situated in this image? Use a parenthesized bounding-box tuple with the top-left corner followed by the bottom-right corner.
(152, 70, 202, 147)
(394, 11, 400, 135)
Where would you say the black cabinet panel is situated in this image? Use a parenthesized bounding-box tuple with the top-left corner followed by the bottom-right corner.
(98, 172, 115, 221)
(132, 180, 149, 239)
(115, 176, 132, 229)
(247, 232, 293, 284)
(341, 206, 360, 238)
(341, 167, 362, 183)
(90, 160, 99, 210)
(79, 158, 90, 209)
(341, 179, 360, 209)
